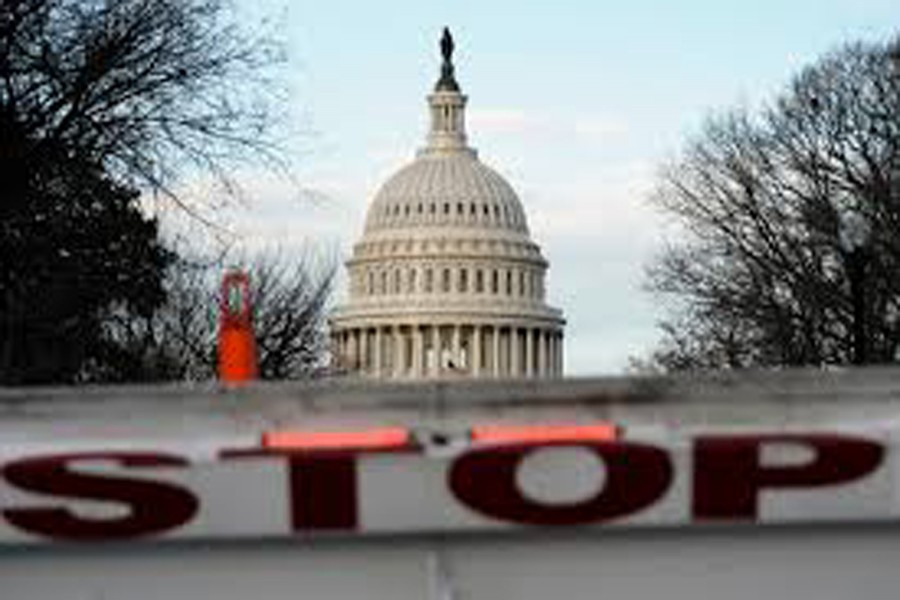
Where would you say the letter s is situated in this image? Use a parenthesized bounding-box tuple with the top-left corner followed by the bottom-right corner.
(3, 452, 198, 541)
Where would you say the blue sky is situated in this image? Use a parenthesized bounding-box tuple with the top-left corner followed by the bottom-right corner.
(209, 0, 900, 375)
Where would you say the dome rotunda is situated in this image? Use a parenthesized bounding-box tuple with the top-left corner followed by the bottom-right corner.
(330, 29, 565, 379)
(363, 152, 530, 237)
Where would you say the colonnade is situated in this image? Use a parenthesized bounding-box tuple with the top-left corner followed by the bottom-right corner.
(332, 323, 563, 378)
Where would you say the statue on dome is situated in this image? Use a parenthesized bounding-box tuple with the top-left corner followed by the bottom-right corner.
(436, 27, 460, 92)
(441, 27, 454, 63)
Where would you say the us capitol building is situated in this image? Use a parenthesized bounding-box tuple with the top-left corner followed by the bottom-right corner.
(330, 29, 565, 379)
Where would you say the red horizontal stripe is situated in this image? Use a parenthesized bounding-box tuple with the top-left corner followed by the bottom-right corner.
(261, 427, 411, 451)
(471, 423, 619, 444)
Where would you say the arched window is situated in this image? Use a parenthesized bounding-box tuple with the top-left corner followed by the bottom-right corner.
(519, 271, 525, 296)
(459, 269, 468, 293)
(408, 268, 417, 293)
(506, 271, 512, 295)
(394, 269, 401, 294)
(367, 271, 374, 295)
(457, 202, 464, 215)
(380, 271, 388, 295)
(475, 269, 484, 293)
(443, 203, 450, 214)
(491, 270, 499, 294)
(442, 268, 451, 293)
(425, 268, 433, 293)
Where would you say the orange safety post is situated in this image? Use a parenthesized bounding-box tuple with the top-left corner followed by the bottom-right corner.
(218, 270, 258, 384)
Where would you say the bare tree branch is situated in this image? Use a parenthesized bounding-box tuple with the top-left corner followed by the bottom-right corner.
(644, 37, 900, 371)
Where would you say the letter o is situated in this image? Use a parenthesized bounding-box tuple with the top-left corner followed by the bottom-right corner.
(449, 441, 672, 526)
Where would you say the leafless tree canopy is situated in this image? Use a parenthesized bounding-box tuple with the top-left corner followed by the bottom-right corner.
(0, 0, 284, 194)
(645, 38, 900, 371)
(89, 249, 335, 382)
(0, 0, 300, 385)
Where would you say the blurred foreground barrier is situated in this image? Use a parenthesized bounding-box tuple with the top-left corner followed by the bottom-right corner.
(0, 367, 899, 545)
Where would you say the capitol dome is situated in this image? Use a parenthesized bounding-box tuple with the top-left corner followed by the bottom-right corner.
(363, 153, 530, 236)
(330, 29, 565, 379)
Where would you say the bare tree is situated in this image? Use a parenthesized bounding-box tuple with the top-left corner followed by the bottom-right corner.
(88, 248, 335, 383)
(645, 37, 900, 371)
(251, 250, 336, 379)
(0, 0, 289, 384)
(1, 0, 286, 195)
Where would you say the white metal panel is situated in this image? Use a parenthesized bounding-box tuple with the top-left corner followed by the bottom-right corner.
(2, 526, 900, 600)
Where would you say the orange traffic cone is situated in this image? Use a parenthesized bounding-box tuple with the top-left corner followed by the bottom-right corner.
(218, 270, 258, 384)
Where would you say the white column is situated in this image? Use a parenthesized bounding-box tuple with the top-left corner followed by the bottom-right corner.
(393, 326, 403, 378)
(546, 331, 553, 376)
(525, 327, 534, 378)
(538, 329, 547, 377)
(554, 331, 560, 375)
(511, 327, 520, 376)
(347, 329, 356, 369)
(492, 326, 501, 377)
(345, 332, 352, 368)
(556, 332, 564, 375)
(413, 325, 423, 378)
(360, 329, 370, 374)
(452, 324, 461, 371)
(549, 331, 556, 376)
(430, 324, 440, 376)
(472, 325, 482, 377)
(343, 330, 351, 370)
(402, 327, 409, 376)
(374, 326, 383, 377)
(348, 330, 358, 370)
(548, 329, 555, 377)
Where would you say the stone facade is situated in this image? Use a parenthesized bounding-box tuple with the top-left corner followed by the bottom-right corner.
(329, 33, 565, 379)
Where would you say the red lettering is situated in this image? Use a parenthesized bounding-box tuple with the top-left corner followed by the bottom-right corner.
(449, 441, 672, 525)
(693, 434, 884, 520)
(220, 449, 360, 532)
(2, 452, 198, 541)
(289, 455, 357, 531)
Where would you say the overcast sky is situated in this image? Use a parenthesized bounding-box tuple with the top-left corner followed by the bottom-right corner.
(192, 0, 900, 376)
